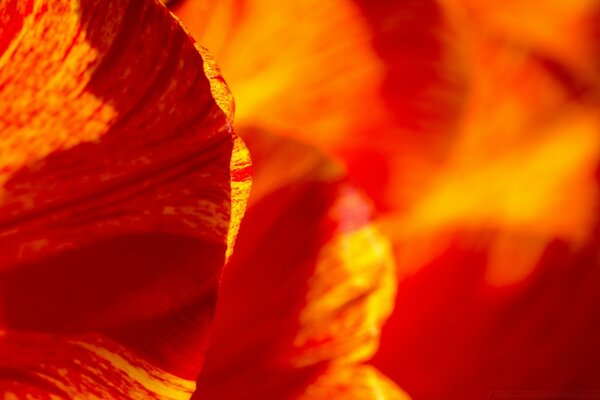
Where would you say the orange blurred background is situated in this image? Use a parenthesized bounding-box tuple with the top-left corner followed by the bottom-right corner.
(172, 0, 600, 398)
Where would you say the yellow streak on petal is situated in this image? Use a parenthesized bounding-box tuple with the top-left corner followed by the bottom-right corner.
(298, 365, 411, 400)
(195, 44, 235, 124)
(191, 44, 252, 260)
(73, 341, 196, 400)
(294, 222, 396, 366)
(227, 135, 252, 260)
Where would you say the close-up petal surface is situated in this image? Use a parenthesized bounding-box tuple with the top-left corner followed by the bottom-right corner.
(0, 0, 250, 397)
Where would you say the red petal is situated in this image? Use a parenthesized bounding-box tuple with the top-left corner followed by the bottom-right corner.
(194, 130, 400, 399)
(374, 228, 600, 398)
(0, 0, 250, 394)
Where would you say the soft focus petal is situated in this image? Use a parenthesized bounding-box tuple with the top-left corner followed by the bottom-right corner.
(171, 0, 388, 149)
(170, 0, 452, 214)
(388, 0, 600, 283)
(0, 0, 250, 396)
(194, 130, 400, 399)
(172, 0, 600, 282)
(373, 1, 600, 398)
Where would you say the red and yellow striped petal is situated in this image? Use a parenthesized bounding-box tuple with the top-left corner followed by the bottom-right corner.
(0, 0, 250, 396)
(0, 331, 196, 399)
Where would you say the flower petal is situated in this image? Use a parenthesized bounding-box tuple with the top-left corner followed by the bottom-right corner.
(0, 0, 250, 394)
(194, 130, 400, 399)
(298, 365, 410, 400)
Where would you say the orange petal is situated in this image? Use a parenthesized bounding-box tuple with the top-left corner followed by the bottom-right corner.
(0, 0, 250, 394)
(194, 130, 400, 399)
(388, 0, 600, 283)
(373, 1, 600, 396)
(171, 0, 388, 148)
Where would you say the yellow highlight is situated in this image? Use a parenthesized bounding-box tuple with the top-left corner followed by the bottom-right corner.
(294, 222, 397, 366)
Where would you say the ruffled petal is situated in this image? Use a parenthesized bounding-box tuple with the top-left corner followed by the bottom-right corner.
(0, 0, 250, 395)
(194, 130, 400, 399)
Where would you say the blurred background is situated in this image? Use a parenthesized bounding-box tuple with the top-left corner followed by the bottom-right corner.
(170, 0, 600, 398)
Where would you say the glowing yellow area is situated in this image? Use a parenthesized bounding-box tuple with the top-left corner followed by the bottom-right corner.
(193, 44, 252, 260)
(392, 111, 599, 283)
(406, 112, 599, 238)
(294, 221, 396, 366)
(386, 1, 600, 284)
(175, 0, 388, 148)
